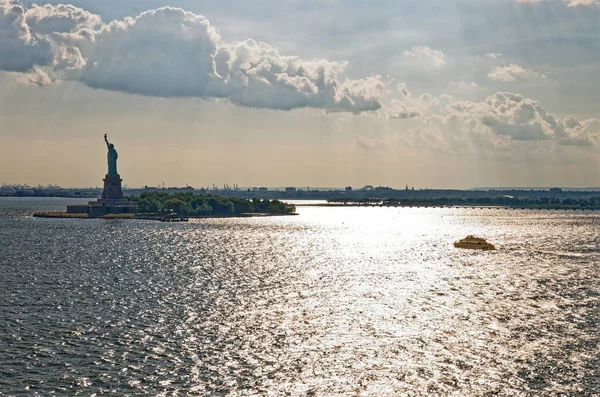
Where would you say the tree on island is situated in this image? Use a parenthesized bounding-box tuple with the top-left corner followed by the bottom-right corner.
(163, 199, 191, 214)
(128, 192, 296, 216)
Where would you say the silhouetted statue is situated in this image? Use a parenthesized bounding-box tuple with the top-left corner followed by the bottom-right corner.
(104, 134, 118, 176)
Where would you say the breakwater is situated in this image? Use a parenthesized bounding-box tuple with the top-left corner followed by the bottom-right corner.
(322, 196, 600, 211)
(298, 202, 600, 211)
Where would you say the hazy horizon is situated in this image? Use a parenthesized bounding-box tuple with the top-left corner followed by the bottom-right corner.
(6, 182, 600, 192)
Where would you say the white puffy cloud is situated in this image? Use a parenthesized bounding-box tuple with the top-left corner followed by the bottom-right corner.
(390, 87, 599, 151)
(582, 118, 600, 134)
(12, 66, 52, 85)
(485, 53, 503, 59)
(25, 3, 100, 34)
(4, 5, 384, 113)
(78, 8, 220, 97)
(387, 100, 420, 119)
(2, 1, 599, 130)
(0, 1, 94, 78)
(566, 0, 599, 5)
(517, 0, 599, 6)
(488, 64, 546, 82)
(450, 80, 478, 88)
(0, 1, 52, 72)
(212, 38, 384, 111)
(402, 46, 446, 69)
(386, 88, 454, 121)
(444, 92, 598, 146)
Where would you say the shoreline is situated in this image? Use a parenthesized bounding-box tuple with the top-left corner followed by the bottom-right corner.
(32, 212, 298, 221)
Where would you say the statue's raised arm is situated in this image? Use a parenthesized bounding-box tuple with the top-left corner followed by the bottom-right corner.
(104, 134, 110, 147)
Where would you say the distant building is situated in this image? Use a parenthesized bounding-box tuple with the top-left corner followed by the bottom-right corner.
(345, 186, 352, 192)
(285, 187, 297, 194)
(258, 187, 268, 192)
(549, 187, 563, 192)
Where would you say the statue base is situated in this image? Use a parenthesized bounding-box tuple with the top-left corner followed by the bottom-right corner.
(86, 198, 138, 216)
(67, 198, 138, 217)
(66, 173, 137, 216)
(102, 174, 124, 200)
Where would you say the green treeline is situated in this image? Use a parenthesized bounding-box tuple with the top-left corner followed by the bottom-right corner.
(329, 196, 600, 209)
(128, 192, 296, 216)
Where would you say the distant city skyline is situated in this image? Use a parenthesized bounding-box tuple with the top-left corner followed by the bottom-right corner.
(5, 181, 600, 193)
(1, 0, 600, 188)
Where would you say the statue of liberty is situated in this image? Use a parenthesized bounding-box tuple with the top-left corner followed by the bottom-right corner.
(104, 134, 118, 176)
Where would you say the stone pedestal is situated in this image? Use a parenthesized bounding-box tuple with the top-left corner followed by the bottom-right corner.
(87, 198, 138, 216)
(66, 173, 137, 216)
(102, 174, 124, 200)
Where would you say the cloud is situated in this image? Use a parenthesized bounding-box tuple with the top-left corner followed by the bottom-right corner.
(396, 82, 412, 98)
(387, 100, 420, 119)
(77, 8, 221, 97)
(0, 1, 53, 72)
(25, 3, 101, 34)
(517, 0, 599, 6)
(402, 46, 446, 69)
(582, 118, 600, 134)
(4, 5, 384, 113)
(566, 0, 599, 5)
(445, 92, 598, 146)
(488, 64, 546, 82)
(13, 66, 52, 85)
(449, 80, 478, 88)
(355, 136, 386, 151)
(386, 86, 458, 122)
(391, 86, 599, 151)
(0, 0, 94, 79)
(2, 0, 599, 147)
(485, 53, 503, 59)
(212, 38, 384, 111)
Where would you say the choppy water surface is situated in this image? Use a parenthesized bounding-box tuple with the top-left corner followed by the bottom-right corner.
(1, 198, 599, 396)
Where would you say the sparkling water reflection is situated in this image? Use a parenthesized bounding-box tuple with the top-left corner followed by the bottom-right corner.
(1, 198, 599, 395)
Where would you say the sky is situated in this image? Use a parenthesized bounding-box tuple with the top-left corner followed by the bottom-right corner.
(1, 0, 599, 189)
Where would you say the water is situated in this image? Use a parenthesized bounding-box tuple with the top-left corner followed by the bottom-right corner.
(1, 198, 599, 396)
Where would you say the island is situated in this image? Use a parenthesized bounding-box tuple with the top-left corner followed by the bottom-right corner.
(33, 135, 296, 221)
(34, 191, 296, 220)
